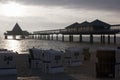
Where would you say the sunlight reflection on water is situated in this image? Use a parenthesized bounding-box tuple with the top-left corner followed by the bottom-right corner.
(5, 40, 21, 52)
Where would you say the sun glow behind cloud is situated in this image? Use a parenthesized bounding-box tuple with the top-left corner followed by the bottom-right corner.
(1, 2, 25, 17)
(0, 0, 119, 34)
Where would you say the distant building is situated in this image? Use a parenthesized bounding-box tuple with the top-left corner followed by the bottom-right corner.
(65, 19, 111, 32)
(4, 23, 29, 39)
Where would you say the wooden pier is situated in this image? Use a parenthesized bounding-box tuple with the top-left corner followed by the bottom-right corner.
(30, 20, 120, 44)
(4, 20, 120, 44)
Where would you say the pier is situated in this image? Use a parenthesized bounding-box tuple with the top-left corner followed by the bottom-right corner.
(31, 19, 120, 44)
(4, 20, 120, 44)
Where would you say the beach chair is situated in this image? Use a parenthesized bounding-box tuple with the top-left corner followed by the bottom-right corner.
(0, 49, 18, 79)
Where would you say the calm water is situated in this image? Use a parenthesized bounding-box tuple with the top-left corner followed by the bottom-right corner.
(0, 35, 120, 53)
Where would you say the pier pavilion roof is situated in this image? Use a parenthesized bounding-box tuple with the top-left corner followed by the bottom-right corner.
(65, 19, 111, 31)
(78, 21, 91, 27)
(91, 19, 111, 29)
(65, 22, 79, 29)
(12, 23, 23, 32)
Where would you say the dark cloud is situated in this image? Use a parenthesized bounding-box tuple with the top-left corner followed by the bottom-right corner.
(1, 0, 120, 12)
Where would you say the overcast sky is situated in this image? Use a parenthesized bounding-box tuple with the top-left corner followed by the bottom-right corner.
(0, 0, 120, 34)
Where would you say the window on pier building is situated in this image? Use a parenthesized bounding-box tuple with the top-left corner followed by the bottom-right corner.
(77, 21, 91, 32)
(89, 27, 93, 31)
(65, 22, 79, 32)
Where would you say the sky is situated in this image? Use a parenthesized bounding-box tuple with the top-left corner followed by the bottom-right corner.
(0, 0, 120, 34)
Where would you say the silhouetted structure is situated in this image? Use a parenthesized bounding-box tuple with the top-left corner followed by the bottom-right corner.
(32, 19, 120, 44)
(4, 23, 29, 39)
(65, 19, 111, 32)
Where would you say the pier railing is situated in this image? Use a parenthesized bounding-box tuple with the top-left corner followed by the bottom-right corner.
(33, 29, 63, 35)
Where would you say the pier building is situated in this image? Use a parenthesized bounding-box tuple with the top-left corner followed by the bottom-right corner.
(4, 23, 29, 39)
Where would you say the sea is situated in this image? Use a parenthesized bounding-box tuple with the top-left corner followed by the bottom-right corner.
(0, 34, 120, 53)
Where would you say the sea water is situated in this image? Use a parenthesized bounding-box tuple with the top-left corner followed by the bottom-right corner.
(0, 35, 120, 53)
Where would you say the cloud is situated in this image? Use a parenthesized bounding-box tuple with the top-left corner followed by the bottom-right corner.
(1, 0, 120, 12)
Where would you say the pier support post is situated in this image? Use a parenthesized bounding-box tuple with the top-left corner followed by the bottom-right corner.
(56, 34, 58, 41)
(79, 34, 82, 42)
(71, 35, 73, 42)
(62, 34, 64, 42)
(38, 35, 40, 39)
(36, 35, 37, 39)
(43, 35, 45, 40)
(35, 35, 37, 39)
(108, 34, 110, 44)
(5, 35, 8, 39)
(69, 35, 71, 42)
(32, 35, 34, 39)
(114, 34, 116, 44)
(103, 35, 105, 44)
(47, 35, 50, 40)
(44, 35, 46, 40)
(90, 34, 93, 43)
(33, 35, 35, 39)
(13, 35, 16, 39)
(69, 35, 73, 42)
(101, 34, 103, 43)
(21, 35, 25, 39)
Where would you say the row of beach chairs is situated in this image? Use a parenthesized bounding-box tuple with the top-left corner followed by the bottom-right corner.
(1, 47, 120, 79)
